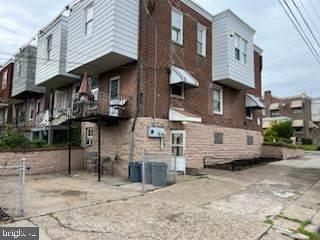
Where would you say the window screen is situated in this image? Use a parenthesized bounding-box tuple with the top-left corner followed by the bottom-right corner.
(214, 132, 224, 144)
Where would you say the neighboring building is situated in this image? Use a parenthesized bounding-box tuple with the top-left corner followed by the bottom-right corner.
(0, 60, 15, 128)
(34, 12, 81, 143)
(64, 0, 264, 176)
(262, 91, 320, 144)
(11, 45, 46, 138)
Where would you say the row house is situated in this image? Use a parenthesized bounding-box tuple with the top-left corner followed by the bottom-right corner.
(2, 0, 264, 176)
(61, 0, 264, 176)
(262, 91, 320, 144)
(0, 60, 14, 128)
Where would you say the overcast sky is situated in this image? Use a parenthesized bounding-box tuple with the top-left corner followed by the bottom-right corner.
(0, 0, 319, 97)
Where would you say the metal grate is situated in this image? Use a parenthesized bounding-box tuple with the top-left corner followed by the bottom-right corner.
(0, 208, 11, 222)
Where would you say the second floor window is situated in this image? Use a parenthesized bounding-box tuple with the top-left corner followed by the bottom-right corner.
(29, 100, 35, 121)
(171, 84, 184, 98)
(246, 108, 253, 120)
(293, 108, 303, 114)
(55, 91, 67, 112)
(47, 35, 52, 60)
(2, 69, 8, 89)
(234, 34, 248, 64)
(172, 9, 183, 45)
(213, 87, 223, 115)
(17, 60, 22, 76)
(109, 78, 120, 100)
(85, 4, 94, 37)
(197, 24, 206, 56)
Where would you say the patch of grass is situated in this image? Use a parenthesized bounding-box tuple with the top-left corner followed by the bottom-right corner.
(264, 219, 274, 226)
(297, 221, 320, 240)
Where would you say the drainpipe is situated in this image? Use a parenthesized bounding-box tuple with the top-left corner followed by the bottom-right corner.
(129, 0, 143, 162)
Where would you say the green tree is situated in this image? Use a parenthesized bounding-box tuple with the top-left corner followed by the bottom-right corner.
(263, 121, 294, 143)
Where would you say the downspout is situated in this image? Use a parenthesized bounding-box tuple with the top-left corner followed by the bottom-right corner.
(129, 0, 143, 162)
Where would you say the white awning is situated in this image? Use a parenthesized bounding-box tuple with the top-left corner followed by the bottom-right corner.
(170, 66, 199, 88)
(309, 121, 319, 129)
(291, 100, 303, 109)
(169, 108, 202, 123)
(269, 103, 280, 111)
(292, 120, 304, 128)
(246, 93, 265, 109)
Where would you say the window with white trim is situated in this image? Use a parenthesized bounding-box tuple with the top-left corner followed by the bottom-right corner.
(234, 34, 248, 64)
(171, 131, 185, 157)
(271, 110, 280, 117)
(197, 24, 206, 56)
(171, 8, 183, 45)
(55, 91, 67, 112)
(86, 128, 94, 146)
(109, 78, 120, 100)
(171, 84, 184, 98)
(85, 4, 94, 37)
(17, 60, 22, 76)
(2, 69, 8, 89)
(213, 87, 223, 115)
(47, 35, 52, 60)
(246, 108, 253, 120)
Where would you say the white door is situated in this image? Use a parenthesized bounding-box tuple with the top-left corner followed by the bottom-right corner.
(171, 130, 186, 174)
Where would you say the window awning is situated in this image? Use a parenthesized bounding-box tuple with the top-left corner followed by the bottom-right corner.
(291, 100, 303, 109)
(170, 66, 199, 88)
(292, 119, 304, 128)
(309, 121, 319, 129)
(245, 93, 265, 109)
(169, 107, 202, 123)
(269, 103, 280, 111)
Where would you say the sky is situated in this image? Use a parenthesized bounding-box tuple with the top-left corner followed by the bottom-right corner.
(0, 0, 319, 97)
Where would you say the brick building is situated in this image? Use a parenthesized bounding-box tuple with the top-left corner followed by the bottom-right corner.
(1, 0, 265, 176)
(262, 91, 320, 144)
(0, 61, 14, 127)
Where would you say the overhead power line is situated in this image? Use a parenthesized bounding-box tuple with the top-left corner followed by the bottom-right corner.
(291, 0, 320, 49)
(297, 0, 320, 37)
(279, 0, 320, 63)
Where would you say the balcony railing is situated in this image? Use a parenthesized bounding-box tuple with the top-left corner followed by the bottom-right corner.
(72, 95, 131, 120)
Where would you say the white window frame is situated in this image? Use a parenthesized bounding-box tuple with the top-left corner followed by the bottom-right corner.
(171, 84, 185, 99)
(213, 87, 223, 115)
(17, 59, 22, 76)
(46, 35, 52, 60)
(197, 24, 206, 56)
(84, 3, 94, 37)
(170, 130, 186, 157)
(109, 76, 120, 100)
(234, 33, 248, 64)
(86, 128, 94, 146)
(2, 69, 8, 89)
(55, 90, 68, 112)
(171, 8, 183, 45)
(246, 108, 253, 120)
(271, 110, 280, 117)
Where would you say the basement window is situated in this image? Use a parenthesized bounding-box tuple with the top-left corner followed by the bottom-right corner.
(214, 132, 224, 144)
(247, 136, 254, 145)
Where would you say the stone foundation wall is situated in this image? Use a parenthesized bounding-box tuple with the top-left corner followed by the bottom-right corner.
(184, 123, 263, 168)
(83, 118, 263, 177)
(0, 148, 84, 175)
(261, 145, 305, 159)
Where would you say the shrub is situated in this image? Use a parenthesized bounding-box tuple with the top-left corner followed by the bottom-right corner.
(0, 128, 30, 149)
(263, 121, 294, 143)
(30, 140, 48, 149)
(301, 138, 313, 145)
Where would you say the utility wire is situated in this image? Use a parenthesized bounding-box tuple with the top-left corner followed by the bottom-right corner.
(308, 0, 320, 22)
(279, 0, 320, 63)
(291, 0, 320, 49)
(297, 0, 320, 38)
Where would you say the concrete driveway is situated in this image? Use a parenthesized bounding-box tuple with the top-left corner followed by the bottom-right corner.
(1, 154, 320, 240)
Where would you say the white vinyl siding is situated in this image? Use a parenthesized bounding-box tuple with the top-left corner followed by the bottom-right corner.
(66, 0, 139, 73)
(171, 8, 183, 45)
(213, 10, 255, 89)
(35, 15, 71, 86)
(197, 24, 206, 56)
